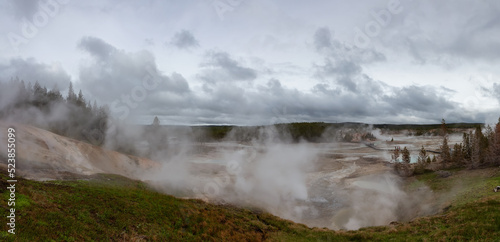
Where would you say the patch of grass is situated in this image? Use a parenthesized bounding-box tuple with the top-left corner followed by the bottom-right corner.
(1, 193, 31, 211)
(414, 167, 500, 207)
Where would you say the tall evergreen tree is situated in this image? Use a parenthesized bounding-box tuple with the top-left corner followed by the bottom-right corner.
(488, 118, 500, 166)
(93, 100, 98, 113)
(441, 118, 448, 136)
(77, 89, 86, 107)
(26, 81, 33, 94)
(152, 116, 160, 126)
(33, 81, 48, 108)
(452, 143, 464, 167)
(47, 85, 63, 102)
(67, 81, 77, 103)
(440, 135, 451, 166)
(402, 146, 411, 164)
(415, 146, 428, 174)
(392, 146, 401, 162)
(400, 146, 412, 176)
(462, 132, 472, 164)
(471, 126, 488, 167)
(17, 80, 30, 104)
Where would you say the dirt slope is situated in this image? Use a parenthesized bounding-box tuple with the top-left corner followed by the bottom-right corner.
(0, 121, 159, 180)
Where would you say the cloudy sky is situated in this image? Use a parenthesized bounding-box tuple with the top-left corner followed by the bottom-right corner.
(1, 0, 499, 125)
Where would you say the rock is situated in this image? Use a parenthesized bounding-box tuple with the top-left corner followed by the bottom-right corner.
(436, 170, 452, 178)
(389, 221, 399, 226)
(443, 205, 452, 212)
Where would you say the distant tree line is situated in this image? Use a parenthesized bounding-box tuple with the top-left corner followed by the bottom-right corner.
(393, 119, 500, 177)
(376, 123, 483, 136)
(440, 119, 500, 169)
(190, 122, 377, 143)
(194, 122, 480, 143)
(0, 78, 108, 146)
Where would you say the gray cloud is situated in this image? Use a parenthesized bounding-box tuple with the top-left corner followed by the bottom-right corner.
(78, 36, 117, 60)
(184, 76, 381, 125)
(199, 51, 257, 84)
(487, 83, 500, 104)
(376, 85, 485, 123)
(0, 1, 495, 125)
(313, 27, 385, 92)
(78, 36, 191, 117)
(438, 2, 500, 62)
(315, 58, 361, 92)
(10, 0, 40, 20)
(0, 58, 71, 89)
(313, 28, 386, 64)
(144, 38, 155, 46)
(383, 85, 455, 114)
(313, 27, 333, 51)
(380, 0, 500, 66)
(169, 30, 200, 49)
(494, 83, 500, 99)
(72, 32, 474, 125)
(312, 83, 341, 96)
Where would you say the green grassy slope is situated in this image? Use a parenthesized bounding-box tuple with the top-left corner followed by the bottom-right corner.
(0, 168, 499, 241)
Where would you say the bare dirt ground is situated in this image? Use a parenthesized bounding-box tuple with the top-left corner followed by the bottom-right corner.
(0, 121, 159, 181)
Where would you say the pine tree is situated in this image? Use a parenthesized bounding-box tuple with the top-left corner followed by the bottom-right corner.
(440, 135, 451, 166)
(153, 116, 160, 126)
(33, 81, 43, 95)
(15, 80, 30, 105)
(441, 118, 447, 136)
(470, 132, 480, 168)
(18, 80, 28, 98)
(77, 89, 85, 107)
(452, 143, 464, 167)
(488, 118, 500, 166)
(415, 146, 428, 174)
(47, 84, 63, 102)
(67, 81, 77, 103)
(392, 146, 402, 175)
(401, 146, 412, 176)
(439, 118, 451, 168)
(471, 126, 488, 167)
(392, 146, 401, 162)
(462, 132, 472, 164)
(485, 125, 494, 142)
(402, 146, 411, 164)
(93, 100, 98, 114)
(26, 82, 33, 96)
(33, 81, 48, 108)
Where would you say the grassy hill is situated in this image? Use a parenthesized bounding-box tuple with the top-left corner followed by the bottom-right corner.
(0, 167, 499, 241)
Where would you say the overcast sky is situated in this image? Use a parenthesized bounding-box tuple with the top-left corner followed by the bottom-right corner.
(1, 0, 499, 125)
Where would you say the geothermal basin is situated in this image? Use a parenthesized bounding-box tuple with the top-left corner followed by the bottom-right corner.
(149, 134, 459, 230)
